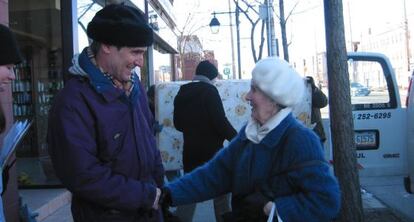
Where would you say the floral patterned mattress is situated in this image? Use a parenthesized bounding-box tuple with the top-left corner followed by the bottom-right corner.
(155, 79, 311, 170)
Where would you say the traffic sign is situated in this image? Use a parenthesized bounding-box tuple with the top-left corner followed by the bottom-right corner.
(223, 67, 231, 75)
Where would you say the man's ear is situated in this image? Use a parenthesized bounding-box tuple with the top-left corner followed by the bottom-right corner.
(100, 43, 112, 54)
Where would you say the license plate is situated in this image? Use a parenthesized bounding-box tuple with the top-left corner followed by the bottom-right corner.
(354, 130, 378, 150)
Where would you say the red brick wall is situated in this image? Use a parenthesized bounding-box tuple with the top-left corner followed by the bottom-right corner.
(182, 53, 201, 80)
(0, 0, 21, 221)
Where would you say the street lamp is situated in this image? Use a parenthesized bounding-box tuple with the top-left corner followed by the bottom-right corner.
(149, 13, 159, 31)
(209, 14, 220, 34)
(209, 1, 242, 79)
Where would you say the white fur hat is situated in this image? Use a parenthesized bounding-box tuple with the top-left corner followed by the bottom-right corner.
(251, 57, 305, 107)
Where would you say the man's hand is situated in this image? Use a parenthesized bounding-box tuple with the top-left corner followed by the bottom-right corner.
(158, 187, 180, 221)
(159, 186, 172, 208)
(263, 201, 274, 216)
(152, 188, 161, 210)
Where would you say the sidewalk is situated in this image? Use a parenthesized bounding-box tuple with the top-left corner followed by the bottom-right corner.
(21, 175, 414, 222)
(19, 189, 71, 222)
(362, 188, 411, 222)
(361, 175, 414, 222)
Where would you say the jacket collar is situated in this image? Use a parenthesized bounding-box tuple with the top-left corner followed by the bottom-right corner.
(192, 75, 214, 85)
(78, 48, 140, 104)
(240, 113, 296, 149)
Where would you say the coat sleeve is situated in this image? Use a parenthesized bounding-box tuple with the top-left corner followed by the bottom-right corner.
(166, 134, 243, 206)
(152, 143, 165, 188)
(137, 82, 165, 187)
(47, 96, 157, 211)
(274, 129, 340, 221)
(205, 87, 237, 141)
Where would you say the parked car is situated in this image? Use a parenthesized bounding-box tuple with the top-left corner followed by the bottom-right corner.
(350, 82, 371, 96)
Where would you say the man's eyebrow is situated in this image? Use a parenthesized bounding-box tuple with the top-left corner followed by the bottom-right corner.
(131, 48, 147, 53)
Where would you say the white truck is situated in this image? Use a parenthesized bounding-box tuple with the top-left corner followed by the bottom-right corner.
(323, 52, 413, 194)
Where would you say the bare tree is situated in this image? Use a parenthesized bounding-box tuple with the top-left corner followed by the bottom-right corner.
(234, 0, 266, 62)
(323, 0, 364, 221)
(77, 2, 96, 34)
(274, 0, 299, 62)
(174, 4, 209, 79)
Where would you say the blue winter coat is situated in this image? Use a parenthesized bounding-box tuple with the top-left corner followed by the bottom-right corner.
(166, 114, 340, 222)
(47, 50, 164, 222)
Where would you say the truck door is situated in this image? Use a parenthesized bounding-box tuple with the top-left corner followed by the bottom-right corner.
(324, 52, 407, 177)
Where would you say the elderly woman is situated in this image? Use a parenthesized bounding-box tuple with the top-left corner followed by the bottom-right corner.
(161, 57, 340, 222)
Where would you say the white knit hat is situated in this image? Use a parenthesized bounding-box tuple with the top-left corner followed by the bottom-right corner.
(251, 57, 305, 107)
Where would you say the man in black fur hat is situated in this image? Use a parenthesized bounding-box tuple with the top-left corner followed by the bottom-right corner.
(172, 60, 237, 222)
(47, 4, 167, 221)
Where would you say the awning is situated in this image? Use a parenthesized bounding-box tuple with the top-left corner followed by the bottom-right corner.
(153, 32, 178, 54)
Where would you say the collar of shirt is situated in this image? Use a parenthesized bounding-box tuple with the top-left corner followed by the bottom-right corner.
(245, 107, 292, 144)
(78, 48, 140, 103)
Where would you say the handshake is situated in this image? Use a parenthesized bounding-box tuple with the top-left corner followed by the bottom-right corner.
(158, 187, 172, 208)
(154, 187, 273, 221)
(154, 187, 182, 222)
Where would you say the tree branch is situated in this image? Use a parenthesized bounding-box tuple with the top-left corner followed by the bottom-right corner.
(285, 1, 300, 21)
(258, 19, 266, 61)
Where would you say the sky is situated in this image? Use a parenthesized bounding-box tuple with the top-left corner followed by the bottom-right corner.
(173, 0, 414, 78)
(75, 0, 414, 79)
(173, 0, 239, 75)
(77, 0, 102, 52)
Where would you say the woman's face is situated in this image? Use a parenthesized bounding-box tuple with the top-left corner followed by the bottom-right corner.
(246, 83, 279, 125)
(0, 64, 16, 92)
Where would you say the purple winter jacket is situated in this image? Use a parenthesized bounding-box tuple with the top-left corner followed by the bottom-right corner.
(47, 50, 164, 222)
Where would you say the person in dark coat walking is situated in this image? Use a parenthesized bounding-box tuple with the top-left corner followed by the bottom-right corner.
(307, 76, 328, 143)
(47, 4, 165, 222)
(173, 60, 237, 222)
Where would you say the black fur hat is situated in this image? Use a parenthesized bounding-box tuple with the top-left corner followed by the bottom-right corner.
(195, 60, 219, 80)
(87, 4, 153, 47)
(0, 24, 22, 65)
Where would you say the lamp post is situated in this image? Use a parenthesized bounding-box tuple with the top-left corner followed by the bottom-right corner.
(209, 0, 242, 79)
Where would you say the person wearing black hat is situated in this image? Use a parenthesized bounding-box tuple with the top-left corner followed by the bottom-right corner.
(0, 23, 22, 222)
(47, 4, 166, 222)
(306, 76, 328, 144)
(172, 60, 237, 222)
(0, 24, 21, 125)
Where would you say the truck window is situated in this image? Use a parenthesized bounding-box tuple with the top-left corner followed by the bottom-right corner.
(348, 59, 396, 110)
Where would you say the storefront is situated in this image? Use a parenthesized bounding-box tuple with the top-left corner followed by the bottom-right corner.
(1, 0, 177, 221)
(148, 0, 179, 84)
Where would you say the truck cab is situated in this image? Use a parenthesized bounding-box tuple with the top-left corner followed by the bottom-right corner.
(323, 52, 408, 177)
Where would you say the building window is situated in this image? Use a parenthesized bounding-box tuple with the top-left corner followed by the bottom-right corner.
(10, 0, 64, 187)
(153, 49, 173, 84)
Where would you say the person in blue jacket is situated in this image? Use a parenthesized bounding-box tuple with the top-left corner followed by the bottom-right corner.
(0, 23, 21, 222)
(160, 57, 341, 222)
(47, 4, 165, 222)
